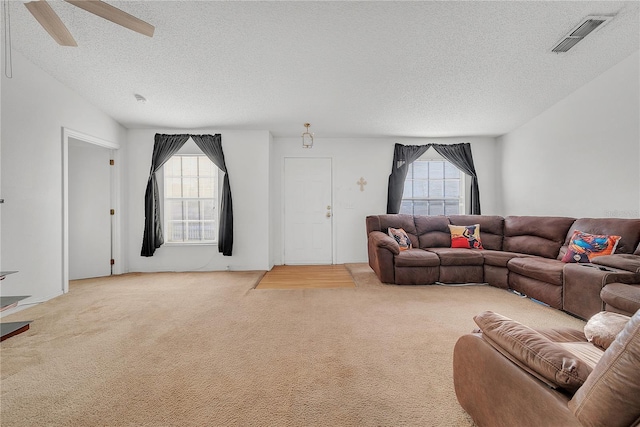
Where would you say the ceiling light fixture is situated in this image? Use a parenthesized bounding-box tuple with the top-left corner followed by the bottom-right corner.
(134, 93, 147, 103)
(302, 123, 314, 148)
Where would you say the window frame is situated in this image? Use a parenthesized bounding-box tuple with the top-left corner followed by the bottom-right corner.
(400, 151, 468, 216)
(159, 143, 221, 246)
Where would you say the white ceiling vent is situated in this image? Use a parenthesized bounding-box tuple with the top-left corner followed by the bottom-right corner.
(551, 15, 614, 53)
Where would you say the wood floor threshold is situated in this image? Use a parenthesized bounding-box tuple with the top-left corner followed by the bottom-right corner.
(255, 265, 356, 289)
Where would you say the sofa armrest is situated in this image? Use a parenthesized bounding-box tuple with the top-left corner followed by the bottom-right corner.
(368, 231, 400, 255)
(563, 263, 640, 320)
(592, 254, 640, 273)
(367, 231, 399, 284)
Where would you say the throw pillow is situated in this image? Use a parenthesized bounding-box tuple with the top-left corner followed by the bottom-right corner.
(583, 311, 630, 350)
(388, 227, 412, 251)
(449, 224, 484, 249)
(561, 230, 621, 263)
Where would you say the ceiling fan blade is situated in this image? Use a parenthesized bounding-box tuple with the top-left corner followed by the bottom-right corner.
(64, 1, 155, 38)
(24, 0, 77, 46)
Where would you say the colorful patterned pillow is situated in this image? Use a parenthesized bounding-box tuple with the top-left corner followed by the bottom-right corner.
(449, 224, 484, 249)
(388, 227, 412, 251)
(561, 230, 621, 263)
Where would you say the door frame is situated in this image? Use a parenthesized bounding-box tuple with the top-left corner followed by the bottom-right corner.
(62, 127, 121, 293)
(281, 156, 335, 265)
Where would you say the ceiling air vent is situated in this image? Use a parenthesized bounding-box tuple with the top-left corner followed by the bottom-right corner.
(551, 15, 614, 53)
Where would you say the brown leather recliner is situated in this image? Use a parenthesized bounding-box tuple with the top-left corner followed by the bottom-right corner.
(453, 310, 640, 427)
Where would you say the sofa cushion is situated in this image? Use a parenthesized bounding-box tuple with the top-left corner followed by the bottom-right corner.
(474, 311, 593, 393)
(414, 215, 451, 249)
(507, 257, 565, 286)
(559, 218, 640, 259)
(569, 310, 640, 427)
(427, 247, 484, 266)
(448, 215, 504, 250)
(394, 249, 440, 267)
(561, 230, 621, 263)
(503, 216, 575, 259)
(482, 250, 531, 267)
(535, 329, 603, 368)
(449, 224, 484, 249)
(536, 328, 588, 343)
(584, 311, 630, 350)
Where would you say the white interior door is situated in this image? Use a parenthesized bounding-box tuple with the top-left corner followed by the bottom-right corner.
(68, 139, 112, 280)
(284, 157, 333, 265)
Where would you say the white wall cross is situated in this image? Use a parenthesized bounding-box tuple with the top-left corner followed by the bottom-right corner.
(357, 177, 367, 191)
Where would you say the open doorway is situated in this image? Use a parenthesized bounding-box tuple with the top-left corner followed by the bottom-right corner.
(62, 128, 121, 292)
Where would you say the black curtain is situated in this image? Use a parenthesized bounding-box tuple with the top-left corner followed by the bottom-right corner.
(432, 143, 481, 215)
(141, 134, 190, 256)
(386, 143, 431, 213)
(191, 134, 233, 256)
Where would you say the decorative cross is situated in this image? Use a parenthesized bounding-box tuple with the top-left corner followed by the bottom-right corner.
(357, 177, 367, 192)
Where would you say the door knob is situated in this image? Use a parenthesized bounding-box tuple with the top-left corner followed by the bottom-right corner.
(326, 212, 331, 218)
(327, 205, 331, 210)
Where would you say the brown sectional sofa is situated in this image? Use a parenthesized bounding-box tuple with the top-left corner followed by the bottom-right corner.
(366, 214, 640, 320)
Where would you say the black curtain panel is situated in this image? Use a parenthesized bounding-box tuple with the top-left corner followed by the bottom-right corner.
(386, 143, 431, 213)
(191, 134, 234, 256)
(432, 143, 481, 215)
(141, 134, 190, 257)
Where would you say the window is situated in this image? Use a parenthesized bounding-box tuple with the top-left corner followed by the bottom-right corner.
(400, 154, 465, 216)
(163, 155, 218, 243)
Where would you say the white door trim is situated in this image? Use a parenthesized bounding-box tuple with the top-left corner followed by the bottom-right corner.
(62, 127, 121, 293)
(281, 156, 334, 265)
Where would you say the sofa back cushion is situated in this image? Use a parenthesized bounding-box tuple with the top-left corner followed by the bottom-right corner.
(474, 311, 593, 393)
(366, 214, 419, 248)
(414, 215, 451, 248)
(503, 216, 575, 259)
(568, 310, 640, 427)
(558, 218, 640, 260)
(449, 215, 504, 250)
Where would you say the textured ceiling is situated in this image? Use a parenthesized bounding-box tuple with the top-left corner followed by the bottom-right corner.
(5, 0, 640, 137)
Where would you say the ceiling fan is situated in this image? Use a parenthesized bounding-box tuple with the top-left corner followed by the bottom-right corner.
(24, 0, 155, 46)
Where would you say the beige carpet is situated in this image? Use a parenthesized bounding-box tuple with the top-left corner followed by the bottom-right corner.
(0, 264, 585, 427)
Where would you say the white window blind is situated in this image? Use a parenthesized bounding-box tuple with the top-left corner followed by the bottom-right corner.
(400, 154, 465, 216)
(163, 155, 218, 243)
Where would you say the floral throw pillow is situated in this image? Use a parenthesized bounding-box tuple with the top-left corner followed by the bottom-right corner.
(449, 224, 484, 249)
(561, 230, 621, 263)
(388, 227, 412, 251)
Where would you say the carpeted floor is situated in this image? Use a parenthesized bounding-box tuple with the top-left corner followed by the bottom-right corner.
(0, 264, 585, 426)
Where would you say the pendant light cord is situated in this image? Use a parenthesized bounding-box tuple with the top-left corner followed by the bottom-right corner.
(3, 0, 13, 79)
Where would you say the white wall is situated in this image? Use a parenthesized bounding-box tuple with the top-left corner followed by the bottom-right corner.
(270, 136, 499, 265)
(1, 51, 126, 306)
(126, 129, 271, 272)
(498, 50, 640, 218)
